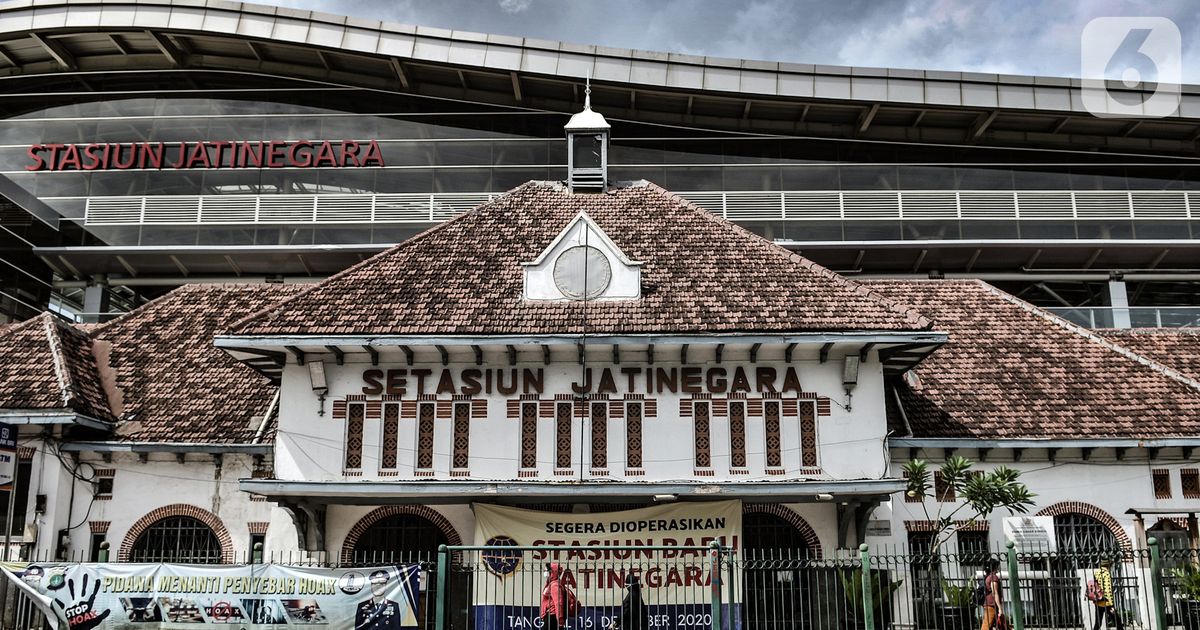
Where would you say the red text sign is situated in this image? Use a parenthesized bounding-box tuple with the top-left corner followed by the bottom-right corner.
(25, 140, 385, 171)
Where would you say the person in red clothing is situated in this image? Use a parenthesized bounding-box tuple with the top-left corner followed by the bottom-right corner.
(540, 563, 580, 630)
(981, 559, 1004, 630)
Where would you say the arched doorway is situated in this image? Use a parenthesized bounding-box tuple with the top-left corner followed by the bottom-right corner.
(1047, 511, 1123, 627)
(342, 506, 460, 564)
(352, 514, 450, 564)
(129, 516, 223, 564)
(741, 507, 821, 630)
(341, 507, 462, 630)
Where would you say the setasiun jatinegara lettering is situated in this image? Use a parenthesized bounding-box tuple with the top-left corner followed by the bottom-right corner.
(25, 140, 385, 171)
(362, 365, 806, 396)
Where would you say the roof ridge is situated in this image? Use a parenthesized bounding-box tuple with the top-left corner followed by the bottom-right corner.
(227, 181, 544, 334)
(42, 313, 79, 408)
(977, 282, 1200, 393)
(643, 182, 933, 330)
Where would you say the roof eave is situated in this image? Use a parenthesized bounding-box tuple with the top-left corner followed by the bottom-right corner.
(0, 409, 113, 431)
(59, 441, 272, 455)
(890, 437, 1200, 449)
(239, 478, 906, 505)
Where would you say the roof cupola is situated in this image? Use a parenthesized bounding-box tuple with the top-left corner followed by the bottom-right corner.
(564, 82, 610, 193)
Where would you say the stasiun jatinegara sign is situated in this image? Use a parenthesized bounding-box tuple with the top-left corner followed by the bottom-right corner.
(24, 139, 385, 171)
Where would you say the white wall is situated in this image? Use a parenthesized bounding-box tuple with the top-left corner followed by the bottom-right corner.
(274, 343, 891, 484)
(875, 447, 1197, 550)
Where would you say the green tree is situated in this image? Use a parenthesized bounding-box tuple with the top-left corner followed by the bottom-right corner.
(903, 456, 1036, 553)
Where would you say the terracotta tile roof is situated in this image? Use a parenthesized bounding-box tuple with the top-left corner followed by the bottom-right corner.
(1097, 328, 1200, 382)
(866, 279, 1200, 440)
(88, 284, 303, 443)
(233, 181, 930, 335)
(0, 313, 114, 421)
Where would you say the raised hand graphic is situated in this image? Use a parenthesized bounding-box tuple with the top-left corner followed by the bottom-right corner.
(53, 575, 111, 630)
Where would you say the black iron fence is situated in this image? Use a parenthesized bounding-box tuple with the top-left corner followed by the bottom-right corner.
(3, 539, 1198, 630)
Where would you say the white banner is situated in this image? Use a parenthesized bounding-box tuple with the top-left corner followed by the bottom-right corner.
(4, 561, 420, 630)
(472, 501, 742, 630)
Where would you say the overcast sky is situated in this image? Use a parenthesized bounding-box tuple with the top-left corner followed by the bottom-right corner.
(269, 0, 1200, 81)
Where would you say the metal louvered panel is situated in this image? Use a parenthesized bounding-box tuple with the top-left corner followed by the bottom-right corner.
(784, 191, 841, 219)
(85, 197, 143, 225)
(142, 196, 201, 224)
(199, 196, 257, 223)
(374, 194, 436, 222)
(430, 193, 492, 221)
(1073, 191, 1131, 218)
(679, 192, 724, 215)
(842, 191, 900, 219)
(315, 195, 374, 223)
(958, 191, 1017, 218)
(724, 191, 784, 220)
(1015, 191, 1074, 218)
(258, 196, 316, 223)
(899, 191, 958, 219)
(79, 189, 1194, 226)
(1131, 192, 1188, 219)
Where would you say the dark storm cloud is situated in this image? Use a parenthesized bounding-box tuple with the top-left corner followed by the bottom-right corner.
(273, 0, 1200, 81)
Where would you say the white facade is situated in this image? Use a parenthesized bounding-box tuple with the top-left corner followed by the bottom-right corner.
(273, 344, 887, 483)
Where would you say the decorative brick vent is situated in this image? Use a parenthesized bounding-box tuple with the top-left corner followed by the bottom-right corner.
(120, 504, 233, 563)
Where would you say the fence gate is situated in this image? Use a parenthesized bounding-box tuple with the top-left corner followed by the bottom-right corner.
(435, 544, 732, 630)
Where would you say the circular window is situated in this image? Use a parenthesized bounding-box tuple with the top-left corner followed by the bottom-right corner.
(553, 246, 611, 300)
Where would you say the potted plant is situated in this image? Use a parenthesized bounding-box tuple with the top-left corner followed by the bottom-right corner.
(842, 567, 903, 630)
(939, 582, 975, 630)
(1174, 566, 1200, 630)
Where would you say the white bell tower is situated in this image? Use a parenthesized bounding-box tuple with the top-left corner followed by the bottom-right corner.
(564, 80, 610, 192)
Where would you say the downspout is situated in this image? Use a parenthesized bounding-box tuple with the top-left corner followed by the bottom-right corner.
(252, 390, 281, 445)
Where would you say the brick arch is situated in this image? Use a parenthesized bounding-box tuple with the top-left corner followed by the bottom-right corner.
(1035, 501, 1133, 553)
(119, 504, 234, 563)
(340, 505, 463, 564)
(743, 503, 823, 559)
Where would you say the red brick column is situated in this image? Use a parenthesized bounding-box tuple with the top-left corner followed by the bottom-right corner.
(119, 504, 234, 563)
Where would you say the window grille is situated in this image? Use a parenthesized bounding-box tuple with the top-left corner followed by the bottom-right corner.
(129, 516, 221, 564)
(764, 401, 782, 468)
(626, 402, 643, 469)
(729, 401, 747, 469)
(555, 403, 572, 469)
(381, 403, 399, 469)
(693, 401, 711, 468)
(1153, 469, 1172, 499)
(520, 402, 538, 470)
(416, 403, 435, 470)
(345, 403, 364, 470)
(799, 401, 818, 467)
(452, 403, 470, 470)
(1182, 469, 1200, 499)
(591, 402, 607, 469)
(934, 471, 956, 502)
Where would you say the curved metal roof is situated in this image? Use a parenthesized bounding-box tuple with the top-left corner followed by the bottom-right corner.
(1, 0, 1198, 155)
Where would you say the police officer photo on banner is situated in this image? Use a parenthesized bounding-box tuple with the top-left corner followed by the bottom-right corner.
(357, 568, 418, 630)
